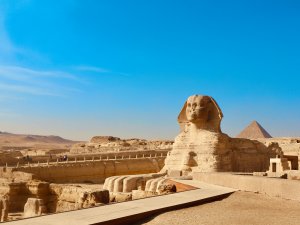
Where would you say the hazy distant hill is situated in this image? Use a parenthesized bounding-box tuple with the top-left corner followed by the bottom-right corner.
(0, 131, 78, 151)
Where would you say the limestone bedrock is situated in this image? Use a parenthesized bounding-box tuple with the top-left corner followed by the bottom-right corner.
(162, 95, 276, 175)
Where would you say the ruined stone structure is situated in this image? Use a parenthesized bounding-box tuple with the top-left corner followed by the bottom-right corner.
(0, 179, 110, 221)
(258, 138, 300, 166)
(0, 150, 167, 221)
(162, 95, 276, 175)
(71, 136, 173, 154)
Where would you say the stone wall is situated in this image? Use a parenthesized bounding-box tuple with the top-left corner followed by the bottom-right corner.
(7, 158, 166, 184)
(193, 172, 300, 201)
(0, 152, 21, 166)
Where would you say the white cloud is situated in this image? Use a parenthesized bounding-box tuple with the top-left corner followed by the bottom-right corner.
(0, 95, 23, 102)
(74, 66, 110, 73)
(0, 10, 88, 97)
(74, 65, 129, 77)
(0, 83, 65, 97)
(0, 65, 79, 81)
(0, 13, 16, 62)
(0, 65, 85, 97)
(0, 5, 124, 100)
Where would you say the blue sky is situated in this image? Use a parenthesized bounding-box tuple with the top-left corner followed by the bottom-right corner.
(0, 0, 299, 140)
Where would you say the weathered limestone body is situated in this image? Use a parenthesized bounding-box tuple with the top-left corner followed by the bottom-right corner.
(162, 95, 275, 175)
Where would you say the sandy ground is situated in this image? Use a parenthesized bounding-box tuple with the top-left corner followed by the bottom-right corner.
(135, 191, 300, 225)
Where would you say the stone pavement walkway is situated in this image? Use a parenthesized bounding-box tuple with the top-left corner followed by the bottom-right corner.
(5, 180, 236, 225)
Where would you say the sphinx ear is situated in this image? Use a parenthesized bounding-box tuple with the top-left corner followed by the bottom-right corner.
(178, 101, 187, 122)
(208, 96, 223, 132)
(178, 101, 188, 132)
(210, 97, 223, 119)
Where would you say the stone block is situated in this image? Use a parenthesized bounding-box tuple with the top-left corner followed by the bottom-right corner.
(287, 170, 300, 180)
(132, 190, 157, 200)
(113, 176, 128, 193)
(23, 198, 47, 218)
(168, 170, 182, 177)
(0, 198, 8, 222)
(123, 176, 142, 192)
(157, 184, 176, 194)
(114, 192, 132, 202)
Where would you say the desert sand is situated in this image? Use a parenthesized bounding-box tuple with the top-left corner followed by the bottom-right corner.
(135, 191, 300, 225)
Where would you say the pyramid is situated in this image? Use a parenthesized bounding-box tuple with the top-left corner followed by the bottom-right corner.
(236, 121, 272, 139)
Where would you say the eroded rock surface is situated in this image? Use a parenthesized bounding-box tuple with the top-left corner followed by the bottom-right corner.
(71, 137, 173, 154)
(48, 184, 109, 212)
(0, 180, 109, 221)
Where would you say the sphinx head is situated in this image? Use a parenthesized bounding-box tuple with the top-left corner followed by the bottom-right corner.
(178, 95, 223, 133)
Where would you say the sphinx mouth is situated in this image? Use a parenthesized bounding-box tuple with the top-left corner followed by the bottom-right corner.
(191, 113, 197, 117)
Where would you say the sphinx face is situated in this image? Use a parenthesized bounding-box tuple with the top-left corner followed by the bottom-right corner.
(186, 95, 210, 123)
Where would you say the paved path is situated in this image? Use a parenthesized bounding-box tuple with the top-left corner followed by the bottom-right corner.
(5, 181, 236, 225)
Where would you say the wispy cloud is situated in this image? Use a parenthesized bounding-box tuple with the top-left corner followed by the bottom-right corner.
(0, 13, 16, 62)
(0, 6, 126, 101)
(74, 65, 130, 77)
(0, 65, 81, 82)
(0, 7, 71, 98)
(0, 20, 49, 64)
(0, 83, 66, 97)
(74, 66, 110, 73)
(0, 65, 84, 97)
(0, 6, 82, 98)
(0, 95, 24, 102)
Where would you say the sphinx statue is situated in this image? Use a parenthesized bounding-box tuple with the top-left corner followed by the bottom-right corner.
(162, 95, 275, 175)
(103, 95, 276, 197)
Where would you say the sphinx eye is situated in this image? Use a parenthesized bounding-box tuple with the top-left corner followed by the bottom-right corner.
(200, 100, 206, 106)
(187, 103, 191, 107)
